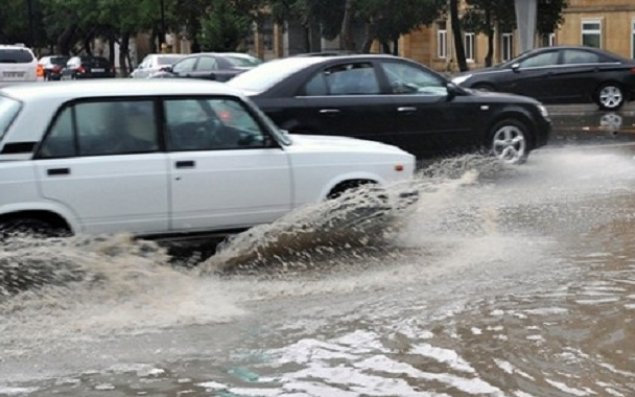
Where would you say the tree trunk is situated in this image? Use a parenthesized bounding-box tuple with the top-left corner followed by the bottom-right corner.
(361, 22, 375, 53)
(57, 24, 77, 55)
(485, 10, 493, 67)
(340, 0, 355, 51)
(119, 31, 130, 77)
(450, 0, 468, 71)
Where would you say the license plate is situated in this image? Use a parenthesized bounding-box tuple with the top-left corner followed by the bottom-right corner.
(2, 71, 25, 79)
(92, 68, 105, 73)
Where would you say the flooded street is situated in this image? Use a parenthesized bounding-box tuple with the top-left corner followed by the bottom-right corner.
(2, 107, 635, 396)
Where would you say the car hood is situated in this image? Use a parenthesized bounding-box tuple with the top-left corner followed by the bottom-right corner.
(288, 134, 413, 156)
(467, 88, 543, 105)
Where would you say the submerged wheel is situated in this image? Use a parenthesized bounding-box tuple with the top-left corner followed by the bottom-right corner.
(489, 119, 530, 165)
(596, 83, 625, 110)
(0, 217, 61, 238)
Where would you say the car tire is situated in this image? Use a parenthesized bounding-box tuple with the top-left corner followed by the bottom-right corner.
(0, 217, 61, 238)
(596, 83, 625, 110)
(488, 118, 530, 165)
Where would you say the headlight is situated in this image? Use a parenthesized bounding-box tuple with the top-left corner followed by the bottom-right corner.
(451, 74, 472, 85)
(537, 104, 549, 118)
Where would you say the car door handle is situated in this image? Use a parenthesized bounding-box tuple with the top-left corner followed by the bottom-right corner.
(175, 160, 195, 169)
(397, 106, 417, 113)
(47, 168, 70, 176)
(319, 108, 341, 115)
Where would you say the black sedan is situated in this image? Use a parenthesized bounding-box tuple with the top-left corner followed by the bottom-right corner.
(61, 56, 115, 79)
(150, 52, 262, 82)
(227, 54, 551, 164)
(452, 45, 635, 110)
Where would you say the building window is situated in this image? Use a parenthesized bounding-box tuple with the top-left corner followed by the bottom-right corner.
(549, 33, 556, 46)
(437, 21, 447, 59)
(464, 32, 475, 62)
(632, 20, 635, 58)
(501, 33, 513, 61)
(582, 20, 601, 48)
(540, 33, 556, 47)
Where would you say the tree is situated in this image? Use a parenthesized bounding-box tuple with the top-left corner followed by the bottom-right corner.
(537, 0, 568, 34)
(450, 0, 468, 71)
(462, 0, 514, 66)
(198, 0, 257, 51)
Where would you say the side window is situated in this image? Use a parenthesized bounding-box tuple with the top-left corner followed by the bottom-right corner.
(196, 56, 218, 71)
(38, 107, 76, 158)
(324, 63, 380, 95)
(380, 62, 447, 95)
(562, 50, 600, 64)
(303, 73, 328, 96)
(76, 100, 158, 156)
(173, 57, 197, 73)
(519, 51, 559, 68)
(164, 98, 269, 151)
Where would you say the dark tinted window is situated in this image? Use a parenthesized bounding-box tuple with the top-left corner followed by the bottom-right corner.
(303, 73, 328, 96)
(0, 49, 34, 63)
(50, 56, 68, 65)
(196, 56, 218, 71)
(173, 57, 197, 73)
(323, 63, 380, 95)
(519, 51, 559, 68)
(562, 50, 601, 64)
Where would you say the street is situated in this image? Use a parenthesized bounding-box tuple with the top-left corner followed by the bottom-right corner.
(1, 106, 635, 397)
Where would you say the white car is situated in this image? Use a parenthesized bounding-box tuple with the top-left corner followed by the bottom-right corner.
(0, 79, 415, 237)
(0, 45, 38, 83)
(130, 53, 185, 79)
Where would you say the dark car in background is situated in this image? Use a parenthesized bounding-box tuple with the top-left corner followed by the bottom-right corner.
(227, 54, 551, 164)
(452, 45, 635, 110)
(38, 55, 68, 81)
(150, 52, 262, 82)
(61, 56, 115, 79)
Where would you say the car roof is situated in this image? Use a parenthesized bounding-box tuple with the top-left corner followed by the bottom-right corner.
(0, 79, 244, 102)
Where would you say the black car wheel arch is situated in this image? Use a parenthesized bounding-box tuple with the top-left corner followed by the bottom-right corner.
(595, 82, 626, 110)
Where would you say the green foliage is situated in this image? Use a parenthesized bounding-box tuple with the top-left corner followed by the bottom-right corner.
(198, 0, 255, 51)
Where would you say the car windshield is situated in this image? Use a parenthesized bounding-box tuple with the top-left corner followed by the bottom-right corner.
(0, 48, 33, 63)
(50, 56, 68, 65)
(224, 54, 262, 67)
(227, 57, 325, 94)
(0, 95, 22, 141)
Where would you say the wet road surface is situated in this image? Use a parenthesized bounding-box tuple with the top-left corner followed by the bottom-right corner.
(1, 105, 635, 396)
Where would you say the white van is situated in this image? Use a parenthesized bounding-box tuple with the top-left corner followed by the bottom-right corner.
(0, 45, 38, 83)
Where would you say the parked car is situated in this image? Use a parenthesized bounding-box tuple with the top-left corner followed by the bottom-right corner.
(0, 44, 38, 83)
(37, 55, 69, 81)
(130, 53, 185, 79)
(452, 45, 635, 111)
(150, 52, 261, 82)
(227, 54, 551, 164)
(61, 55, 115, 79)
(0, 79, 414, 237)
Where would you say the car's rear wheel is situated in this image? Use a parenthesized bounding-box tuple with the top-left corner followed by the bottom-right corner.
(596, 83, 625, 110)
(489, 119, 530, 165)
(0, 217, 64, 238)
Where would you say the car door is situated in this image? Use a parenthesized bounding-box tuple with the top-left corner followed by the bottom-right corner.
(163, 96, 293, 232)
(502, 49, 560, 101)
(34, 99, 170, 235)
(377, 60, 482, 156)
(293, 61, 399, 146)
(550, 49, 605, 102)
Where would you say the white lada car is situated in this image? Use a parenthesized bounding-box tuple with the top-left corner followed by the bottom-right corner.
(0, 79, 415, 237)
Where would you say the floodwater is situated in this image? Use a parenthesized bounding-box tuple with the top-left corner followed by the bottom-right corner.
(1, 107, 635, 397)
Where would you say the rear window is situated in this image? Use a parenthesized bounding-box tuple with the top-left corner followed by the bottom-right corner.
(224, 55, 262, 67)
(227, 57, 325, 94)
(0, 49, 34, 63)
(50, 56, 68, 65)
(0, 96, 22, 141)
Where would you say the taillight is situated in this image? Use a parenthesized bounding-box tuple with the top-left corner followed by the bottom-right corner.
(36, 64, 44, 77)
(630, 67, 635, 74)
(52, 65, 61, 73)
(77, 65, 86, 73)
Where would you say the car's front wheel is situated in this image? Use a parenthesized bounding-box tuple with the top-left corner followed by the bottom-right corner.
(596, 83, 625, 110)
(489, 119, 530, 164)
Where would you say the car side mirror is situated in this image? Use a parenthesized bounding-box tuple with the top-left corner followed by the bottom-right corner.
(446, 82, 461, 100)
(511, 63, 520, 72)
(209, 72, 217, 81)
